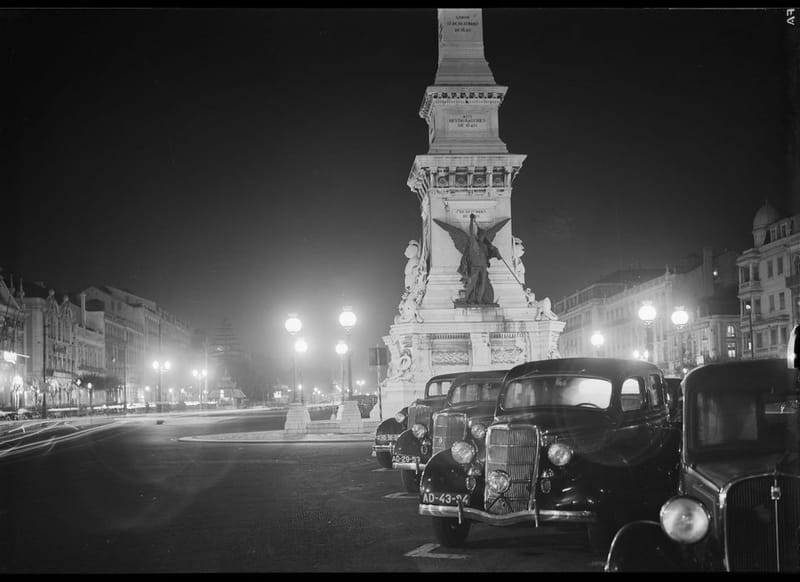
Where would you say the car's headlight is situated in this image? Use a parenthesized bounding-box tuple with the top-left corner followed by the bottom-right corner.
(486, 470, 511, 493)
(451, 441, 476, 464)
(547, 442, 573, 466)
(660, 497, 710, 544)
(470, 422, 487, 440)
(394, 411, 406, 423)
(411, 423, 427, 439)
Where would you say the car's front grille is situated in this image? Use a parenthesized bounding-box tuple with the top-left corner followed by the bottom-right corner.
(725, 474, 800, 572)
(484, 424, 540, 514)
(408, 404, 432, 430)
(432, 412, 467, 456)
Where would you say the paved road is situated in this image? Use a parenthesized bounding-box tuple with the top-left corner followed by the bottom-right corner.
(0, 410, 604, 573)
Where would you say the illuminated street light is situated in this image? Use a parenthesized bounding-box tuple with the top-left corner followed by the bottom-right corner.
(285, 313, 304, 404)
(744, 301, 755, 359)
(193, 368, 208, 409)
(671, 306, 689, 375)
(638, 301, 657, 363)
(152, 360, 171, 412)
(590, 331, 605, 357)
(338, 306, 356, 399)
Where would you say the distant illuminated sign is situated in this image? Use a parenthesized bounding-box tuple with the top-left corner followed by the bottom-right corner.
(2, 351, 17, 363)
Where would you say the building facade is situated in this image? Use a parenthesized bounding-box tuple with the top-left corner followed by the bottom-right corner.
(737, 201, 798, 360)
(554, 247, 741, 376)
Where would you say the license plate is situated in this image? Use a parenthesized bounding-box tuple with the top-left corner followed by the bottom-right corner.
(421, 492, 470, 505)
(393, 454, 419, 464)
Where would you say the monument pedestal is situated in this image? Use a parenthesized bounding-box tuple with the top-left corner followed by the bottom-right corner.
(339, 399, 363, 433)
(284, 403, 311, 434)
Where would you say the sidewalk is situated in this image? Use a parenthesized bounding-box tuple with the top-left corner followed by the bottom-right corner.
(178, 430, 376, 443)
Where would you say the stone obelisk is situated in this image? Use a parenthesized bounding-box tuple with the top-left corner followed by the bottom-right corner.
(374, 8, 564, 419)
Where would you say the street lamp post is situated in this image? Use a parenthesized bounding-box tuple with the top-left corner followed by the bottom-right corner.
(745, 301, 755, 359)
(338, 306, 357, 400)
(590, 331, 605, 357)
(285, 313, 303, 404)
(152, 360, 171, 413)
(638, 301, 657, 364)
(193, 368, 207, 409)
(294, 338, 308, 404)
(335, 340, 348, 406)
(671, 306, 689, 374)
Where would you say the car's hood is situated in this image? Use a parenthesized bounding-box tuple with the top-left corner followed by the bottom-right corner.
(412, 396, 448, 407)
(495, 407, 613, 435)
(693, 452, 800, 488)
(439, 401, 497, 419)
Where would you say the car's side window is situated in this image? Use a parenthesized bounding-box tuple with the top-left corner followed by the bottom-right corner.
(620, 377, 645, 412)
(646, 374, 663, 408)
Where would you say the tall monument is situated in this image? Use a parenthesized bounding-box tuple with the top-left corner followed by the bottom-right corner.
(375, 8, 565, 418)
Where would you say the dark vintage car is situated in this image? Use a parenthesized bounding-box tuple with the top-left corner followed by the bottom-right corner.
(418, 357, 681, 554)
(605, 356, 800, 572)
(392, 369, 507, 492)
(372, 373, 458, 469)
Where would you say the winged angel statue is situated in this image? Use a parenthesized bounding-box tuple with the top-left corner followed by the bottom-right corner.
(434, 213, 510, 305)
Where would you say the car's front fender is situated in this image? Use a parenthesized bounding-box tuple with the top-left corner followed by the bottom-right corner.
(375, 416, 406, 444)
(605, 521, 688, 572)
(393, 429, 432, 463)
(420, 450, 472, 495)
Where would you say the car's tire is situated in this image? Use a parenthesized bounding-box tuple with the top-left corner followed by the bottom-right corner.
(400, 469, 420, 493)
(587, 516, 617, 556)
(375, 451, 392, 469)
(431, 517, 471, 547)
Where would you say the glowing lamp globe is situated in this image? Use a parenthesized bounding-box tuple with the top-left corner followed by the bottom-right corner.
(285, 314, 302, 335)
(638, 302, 657, 324)
(339, 306, 357, 330)
(671, 307, 689, 327)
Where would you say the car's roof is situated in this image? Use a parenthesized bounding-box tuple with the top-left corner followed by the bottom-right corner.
(425, 372, 462, 386)
(450, 369, 508, 388)
(505, 357, 662, 383)
(684, 358, 799, 394)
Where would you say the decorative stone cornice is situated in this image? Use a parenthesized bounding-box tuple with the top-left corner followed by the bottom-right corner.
(419, 85, 508, 124)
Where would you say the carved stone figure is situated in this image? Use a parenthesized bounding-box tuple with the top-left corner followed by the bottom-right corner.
(512, 236, 525, 284)
(434, 213, 510, 305)
(404, 240, 420, 289)
(536, 296, 558, 320)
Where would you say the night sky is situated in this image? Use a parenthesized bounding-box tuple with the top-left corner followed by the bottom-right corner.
(1, 7, 795, 384)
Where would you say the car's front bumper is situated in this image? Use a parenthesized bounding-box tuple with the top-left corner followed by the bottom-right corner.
(393, 459, 426, 472)
(418, 503, 596, 526)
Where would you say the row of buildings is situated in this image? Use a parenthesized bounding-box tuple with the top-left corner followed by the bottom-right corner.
(554, 200, 797, 375)
(0, 275, 241, 413)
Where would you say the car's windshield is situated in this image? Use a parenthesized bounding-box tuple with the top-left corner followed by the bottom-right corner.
(501, 375, 613, 410)
(426, 380, 452, 398)
(689, 388, 800, 457)
(449, 382, 501, 404)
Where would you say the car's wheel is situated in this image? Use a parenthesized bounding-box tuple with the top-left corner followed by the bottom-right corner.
(586, 516, 617, 556)
(431, 517, 471, 547)
(375, 451, 392, 469)
(400, 469, 420, 493)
